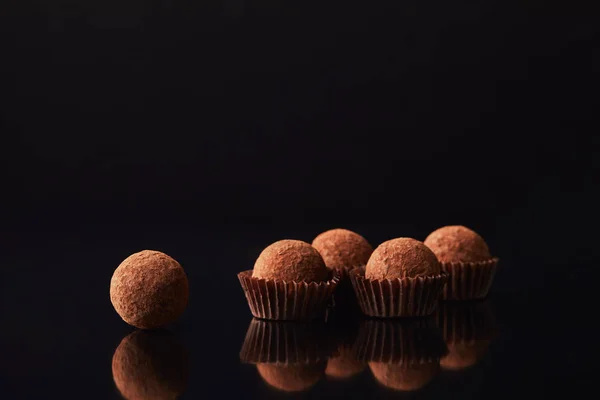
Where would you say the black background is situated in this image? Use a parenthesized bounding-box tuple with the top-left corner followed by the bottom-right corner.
(0, 0, 598, 399)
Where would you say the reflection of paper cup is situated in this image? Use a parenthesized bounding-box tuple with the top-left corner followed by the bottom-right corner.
(436, 300, 497, 370)
(239, 318, 331, 393)
(441, 258, 499, 300)
(112, 330, 188, 400)
(349, 268, 449, 318)
(239, 318, 331, 364)
(238, 269, 340, 321)
(354, 317, 447, 392)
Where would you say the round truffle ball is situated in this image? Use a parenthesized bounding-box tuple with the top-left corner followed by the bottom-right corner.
(325, 346, 366, 379)
(112, 330, 189, 400)
(110, 250, 189, 329)
(365, 238, 441, 280)
(368, 362, 439, 391)
(312, 228, 373, 270)
(256, 361, 326, 392)
(424, 225, 491, 263)
(252, 239, 329, 283)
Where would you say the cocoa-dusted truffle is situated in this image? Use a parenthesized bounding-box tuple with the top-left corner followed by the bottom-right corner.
(368, 362, 439, 391)
(312, 228, 373, 270)
(110, 250, 189, 329)
(252, 239, 329, 283)
(257, 362, 326, 392)
(424, 225, 491, 263)
(365, 238, 441, 280)
(112, 330, 189, 400)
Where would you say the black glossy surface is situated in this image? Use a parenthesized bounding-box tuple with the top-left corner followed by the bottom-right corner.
(0, 1, 596, 398)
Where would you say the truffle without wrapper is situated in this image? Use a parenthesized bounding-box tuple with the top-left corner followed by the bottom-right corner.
(110, 250, 189, 330)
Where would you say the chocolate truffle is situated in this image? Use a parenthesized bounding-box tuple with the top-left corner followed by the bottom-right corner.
(112, 330, 189, 400)
(257, 361, 326, 392)
(110, 250, 189, 330)
(368, 362, 439, 391)
(252, 239, 329, 283)
(424, 225, 491, 263)
(312, 228, 373, 270)
(365, 238, 441, 280)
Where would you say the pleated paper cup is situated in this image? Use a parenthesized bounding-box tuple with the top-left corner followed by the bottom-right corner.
(441, 258, 499, 300)
(238, 269, 341, 321)
(436, 300, 497, 370)
(349, 268, 448, 318)
(239, 318, 332, 365)
(353, 317, 447, 365)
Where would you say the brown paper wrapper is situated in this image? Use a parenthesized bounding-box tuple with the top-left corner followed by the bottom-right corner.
(441, 257, 499, 300)
(238, 269, 340, 321)
(349, 268, 449, 318)
(353, 317, 447, 365)
(436, 300, 497, 370)
(239, 318, 332, 364)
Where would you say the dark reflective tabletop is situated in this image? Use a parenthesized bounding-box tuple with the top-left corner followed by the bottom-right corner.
(0, 224, 595, 398)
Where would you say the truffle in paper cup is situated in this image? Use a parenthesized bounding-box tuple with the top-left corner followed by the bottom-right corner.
(239, 239, 341, 321)
(436, 300, 497, 370)
(239, 318, 330, 392)
(424, 225, 499, 300)
(349, 268, 448, 318)
(238, 269, 340, 321)
(354, 318, 447, 392)
(350, 238, 449, 318)
(312, 228, 373, 309)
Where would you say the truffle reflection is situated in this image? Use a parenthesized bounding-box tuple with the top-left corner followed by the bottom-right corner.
(437, 300, 497, 370)
(112, 330, 189, 400)
(240, 318, 331, 392)
(325, 311, 365, 380)
(355, 318, 447, 392)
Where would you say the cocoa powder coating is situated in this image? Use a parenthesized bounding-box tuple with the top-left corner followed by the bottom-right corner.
(256, 361, 326, 392)
(312, 228, 373, 270)
(424, 225, 491, 263)
(365, 238, 441, 280)
(110, 250, 189, 330)
(252, 239, 329, 283)
(368, 362, 439, 391)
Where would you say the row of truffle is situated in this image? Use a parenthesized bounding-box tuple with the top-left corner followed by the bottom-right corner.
(239, 225, 498, 320)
